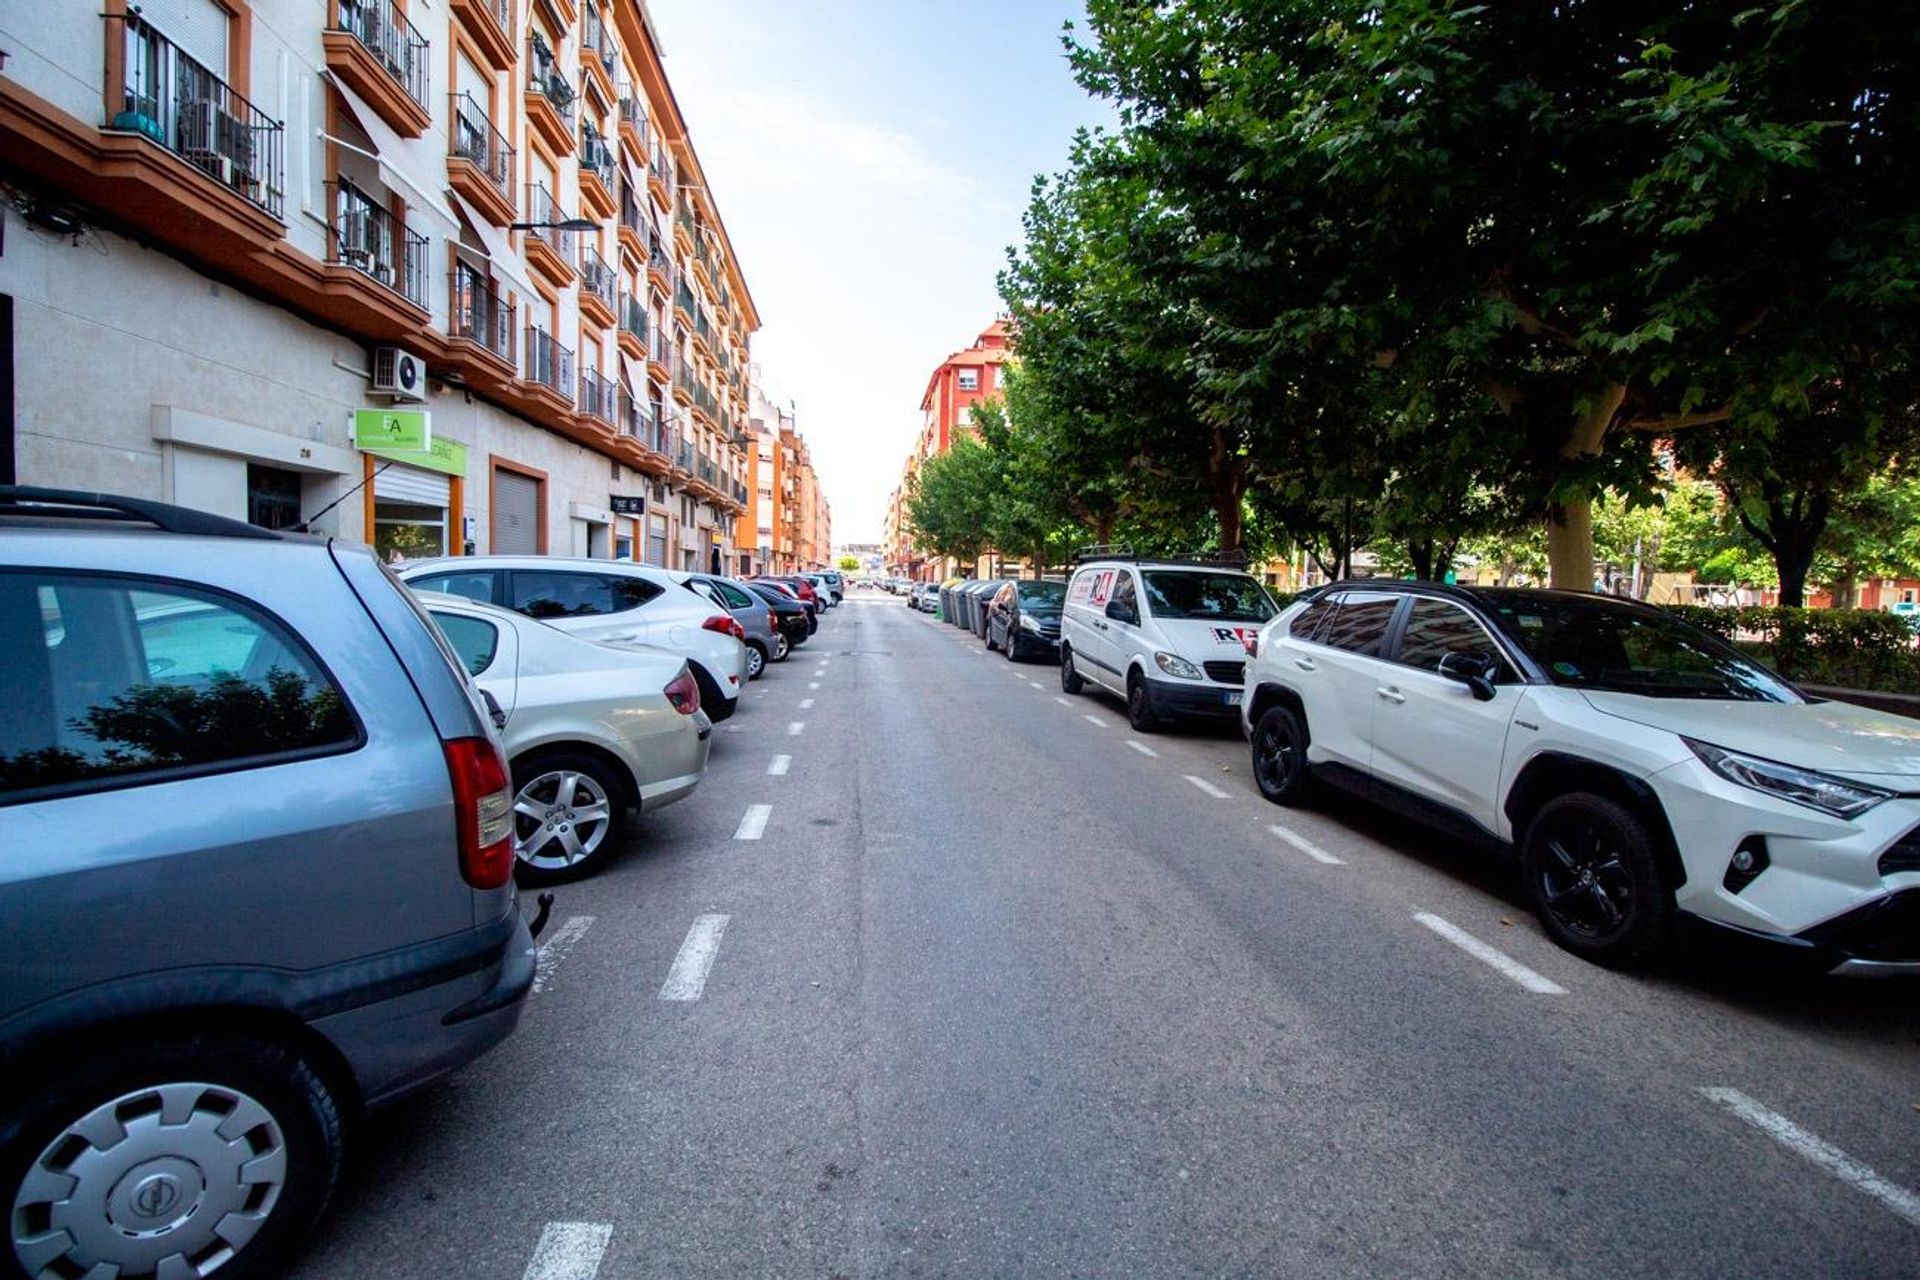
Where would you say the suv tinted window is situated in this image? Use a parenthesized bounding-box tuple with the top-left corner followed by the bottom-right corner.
(0, 573, 358, 801)
(1317, 591, 1400, 656)
(510, 571, 662, 618)
(431, 611, 501, 677)
(1396, 598, 1505, 675)
(1289, 596, 1338, 641)
(408, 569, 499, 603)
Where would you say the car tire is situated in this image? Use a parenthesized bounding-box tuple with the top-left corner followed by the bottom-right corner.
(1126, 671, 1160, 732)
(1521, 792, 1675, 968)
(1060, 646, 1084, 694)
(773, 634, 790, 662)
(510, 750, 629, 885)
(1004, 630, 1020, 662)
(985, 624, 999, 652)
(1251, 704, 1313, 805)
(745, 642, 767, 681)
(1, 1035, 342, 1280)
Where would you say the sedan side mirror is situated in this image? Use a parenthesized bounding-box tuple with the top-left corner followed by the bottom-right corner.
(479, 686, 509, 731)
(1437, 651, 1500, 702)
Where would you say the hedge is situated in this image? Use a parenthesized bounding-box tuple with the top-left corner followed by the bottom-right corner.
(1660, 605, 1920, 694)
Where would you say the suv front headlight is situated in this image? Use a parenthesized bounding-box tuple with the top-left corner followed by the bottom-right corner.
(1154, 651, 1203, 680)
(1685, 738, 1894, 819)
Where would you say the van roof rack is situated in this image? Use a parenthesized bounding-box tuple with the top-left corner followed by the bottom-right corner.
(0, 486, 280, 539)
(1073, 543, 1252, 569)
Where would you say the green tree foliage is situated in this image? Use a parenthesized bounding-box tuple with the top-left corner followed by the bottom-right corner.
(835, 555, 860, 572)
(904, 434, 998, 569)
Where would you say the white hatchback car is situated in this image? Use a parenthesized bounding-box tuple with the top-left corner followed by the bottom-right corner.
(400, 557, 748, 721)
(1060, 557, 1279, 730)
(418, 592, 712, 883)
(1243, 582, 1920, 970)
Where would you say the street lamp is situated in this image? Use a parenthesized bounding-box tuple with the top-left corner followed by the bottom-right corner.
(508, 217, 598, 232)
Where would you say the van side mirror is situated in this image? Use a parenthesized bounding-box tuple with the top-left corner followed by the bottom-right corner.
(1437, 651, 1499, 702)
(1104, 598, 1136, 625)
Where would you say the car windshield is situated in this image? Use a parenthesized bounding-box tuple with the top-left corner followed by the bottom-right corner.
(1481, 594, 1801, 702)
(1018, 582, 1067, 611)
(1141, 571, 1276, 622)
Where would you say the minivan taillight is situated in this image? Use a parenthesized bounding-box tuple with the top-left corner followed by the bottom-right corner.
(702, 615, 746, 641)
(444, 737, 514, 889)
(664, 667, 701, 715)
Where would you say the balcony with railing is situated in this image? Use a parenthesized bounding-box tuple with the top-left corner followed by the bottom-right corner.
(578, 366, 617, 428)
(524, 33, 577, 154)
(524, 327, 575, 404)
(447, 91, 515, 224)
(578, 121, 616, 219)
(673, 191, 696, 251)
(449, 264, 515, 368)
(646, 135, 673, 207)
(616, 291, 648, 359)
(523, 183, 576, 284)
(326, 0, 430, 135)
(327, 179, 428, 308)
(111, 12, 285, 219)
(618, 94, 648, 156)
(581, 3, 618, 102)
(646, 230, 672, 289)
(673, 279, 696, 328)
(646, 325, 672, 382)
(578, 244, 617, 328)
(450, 0, 514, 70)
(671, 357, 698, 406)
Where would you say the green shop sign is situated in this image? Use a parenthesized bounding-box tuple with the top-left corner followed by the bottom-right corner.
(352, 408, 431, 451)
(366, 434, 469, 478)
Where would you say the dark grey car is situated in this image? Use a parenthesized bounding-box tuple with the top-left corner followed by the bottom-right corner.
(0, 489, 535, 1280)
(677, 571, 784, 676)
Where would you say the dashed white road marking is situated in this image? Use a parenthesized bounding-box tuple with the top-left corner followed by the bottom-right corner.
(521, 1222, 613, 1280)
(788, 721, 806, 735)
(1267, 824, 1345, 865)
(1183, 774, 1231, 799)
(800, 698, 815, 709)
(1413, 912, 1566, 994)
(734, 804, 772, 840)
(659, 913, 731, 1001)
(768, 754, 792, 776)
(1082, 714, 1109, 729)
(1053, 696, 1073, 707)
(1126, 741, 1157, 757)
(809, 681, 821, 690)
(532, 915, 594, 995)
(1697, 1087, 1920, 1228)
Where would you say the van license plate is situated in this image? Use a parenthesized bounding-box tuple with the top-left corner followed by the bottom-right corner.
(1225, 691, 1242, 706)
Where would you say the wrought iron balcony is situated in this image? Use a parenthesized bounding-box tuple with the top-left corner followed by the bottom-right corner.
(583, 3, 617, 71)
(110, 12, 285, 217)
(579, 244, 617, 309)
(450, 92, 514, 205)
(526, 34, 576, 124)
(331, 0, 429, 109)
(450, 264, 515, 361)
(648, 232, 672, 279)
(579, 122, 615, 187)
(579, 367, 617, 423)
(619, 96, 648, 143)
(328, 180, 427, 306)
(618, 291, 648, 343)
(525, 183, 576, 257)
(525, 326, 575, 396)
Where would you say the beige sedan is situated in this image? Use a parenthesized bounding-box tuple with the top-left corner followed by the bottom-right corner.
(416, 591, 712, 883)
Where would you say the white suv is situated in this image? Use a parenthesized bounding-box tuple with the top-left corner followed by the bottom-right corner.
(1243, 582, 1920, 970)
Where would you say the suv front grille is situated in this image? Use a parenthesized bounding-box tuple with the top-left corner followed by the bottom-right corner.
(1880, 826, 1920, 877)
(1203, 660, 1245, 685)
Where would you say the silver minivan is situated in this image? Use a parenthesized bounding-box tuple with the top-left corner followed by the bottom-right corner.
(0, 489, 535, 1280)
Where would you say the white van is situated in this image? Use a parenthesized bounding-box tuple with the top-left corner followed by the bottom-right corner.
(1059, 556, 1281, 730)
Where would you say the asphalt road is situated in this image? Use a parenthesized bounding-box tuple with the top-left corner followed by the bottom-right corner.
(289, 593, 1920, 1280)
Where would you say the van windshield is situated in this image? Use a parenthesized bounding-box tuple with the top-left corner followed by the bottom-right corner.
(1141, 572, 1276, 622)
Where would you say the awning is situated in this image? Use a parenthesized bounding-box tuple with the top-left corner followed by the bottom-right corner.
(325, 72, 459, 233)
(619, 351, 648, 397)
(448, 189, 543, 303)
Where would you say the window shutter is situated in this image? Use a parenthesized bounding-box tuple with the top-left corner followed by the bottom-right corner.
(492, 471, 541, 554)
(139, 0, 230, 78)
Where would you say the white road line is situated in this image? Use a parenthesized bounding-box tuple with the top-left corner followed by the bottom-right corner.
(659, 913, 731, 1001)
(1412, 911, 1566, 994)
(734, 804, 772, 840)
(788, 721, 806, 735)
(1082, 714, 1108, 729)
(1267, 824, 1346, 865)
(532, 915, 594, 995)
(521, 1222, 613, 1280)
(1697, 1087, 1920, 1228)
(1126, 740, 1158, 757)
(768, 754, 792, 776)
(1053, 696, 1073, 707)
(1183, 774, 1231, 799)
(800, 698, 815, 709)
(809, 681, 821, 690)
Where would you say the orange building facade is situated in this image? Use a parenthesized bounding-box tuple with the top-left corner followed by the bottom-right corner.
(886, 319, 1010, 579)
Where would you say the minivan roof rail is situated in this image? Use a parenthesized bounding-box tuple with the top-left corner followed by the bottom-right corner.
(1073, 543, 1252, 568)
(0, 486, 280, 539)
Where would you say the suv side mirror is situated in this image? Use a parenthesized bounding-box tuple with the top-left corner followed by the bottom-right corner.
(1437, 651, 1500, 702)
(1104, 598, 1136, 626)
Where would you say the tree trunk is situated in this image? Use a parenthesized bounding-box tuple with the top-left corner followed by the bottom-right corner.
(1545, 384, 1627, 591)
(1406, 537, 1435, 581)
(1771, 513, 1826, 608)
(1215, 494, 1243, 553)
(1093, 515, 1114, 545)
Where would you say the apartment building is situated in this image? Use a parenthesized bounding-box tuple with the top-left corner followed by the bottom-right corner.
(0, 0, 757, 571)
(742, 383, 829, 574)
(886, 318, 1008, 579)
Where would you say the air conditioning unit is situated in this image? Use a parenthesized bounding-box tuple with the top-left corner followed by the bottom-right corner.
(371, 347, 429, 403)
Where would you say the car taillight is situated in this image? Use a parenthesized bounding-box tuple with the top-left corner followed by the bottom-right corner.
(702, 615, 746, 641)
(444, 737, 514, 889)
(664, 667, 701, 715)
(768, 610, 779, 631)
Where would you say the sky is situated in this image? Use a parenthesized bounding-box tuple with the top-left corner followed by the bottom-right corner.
(648, 0, 1113, 545)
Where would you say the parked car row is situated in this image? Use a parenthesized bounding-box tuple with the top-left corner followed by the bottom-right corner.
(921, 548, 1920, 976)
(0, 488, 841, 1280)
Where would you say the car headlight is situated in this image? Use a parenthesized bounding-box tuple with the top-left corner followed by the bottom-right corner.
(1018, 614, 1041, 633)
(1154, 651, 1203, 680)
(1685, 738, 1893, 818)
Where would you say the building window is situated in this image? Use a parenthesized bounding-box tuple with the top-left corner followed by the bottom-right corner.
(246, 464, 303, 531)
(957, 368, 979, 392)
(374, 501, 448, 562)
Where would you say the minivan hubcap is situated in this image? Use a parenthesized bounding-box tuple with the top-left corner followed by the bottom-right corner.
(13, 1083, 286, 1278)
(514, 771, 612, 869)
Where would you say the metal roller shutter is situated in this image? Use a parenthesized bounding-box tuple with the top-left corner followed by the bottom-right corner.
(374, 463, 450, 506)
(492, 469, 541, 553)
(137, 0, 229, 77)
